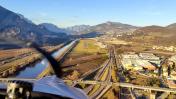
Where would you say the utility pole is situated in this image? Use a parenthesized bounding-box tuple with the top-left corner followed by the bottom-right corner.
(158, 64, 162, 77)
(167, 61, 174, 77)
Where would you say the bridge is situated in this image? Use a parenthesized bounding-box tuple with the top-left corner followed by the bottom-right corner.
(0, 78, 37, 83)
(0, 78, 175, 93)
(1, 40, 176, 99)
(70, 46, 176, 98)
(64, 80, 176, 93)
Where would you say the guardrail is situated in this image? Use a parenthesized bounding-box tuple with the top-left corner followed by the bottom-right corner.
(64, 80, 176, 93)
(0, 78, 37, 83)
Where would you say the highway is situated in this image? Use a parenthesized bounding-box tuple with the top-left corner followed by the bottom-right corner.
(64, 80, 176, 93)
(72, 46, 121, 99)
(1, 40, 176, 98)
(89, 61, 111, 98)
(0, 42, 176, 99)
(82, 49, 112, 99)
(65, 45, 176, 99)
(83, 59, 110, 93)
(69, 46, 136, 99)
(0, 77, 175, 93)
(112, 46, 134, 99)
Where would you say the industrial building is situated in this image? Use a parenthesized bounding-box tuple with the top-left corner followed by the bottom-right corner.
(139, 53, 160, 65)
(122, 53, 139, 59)
(169, 55, 176, 63)
(121, 53, 157, 71)
(139, 53, 159, 60)
(135, 59, 156, 70)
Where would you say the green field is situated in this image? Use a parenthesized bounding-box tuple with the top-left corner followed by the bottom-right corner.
(72, 39, 107, 54)
(62, 39, 108, 80)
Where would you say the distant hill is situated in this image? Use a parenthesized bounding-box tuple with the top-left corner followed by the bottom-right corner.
(39, 23, 71, 34)
(0, 5, 69, 47)
(126, 25, 176, 46)
(134, 25, 170, 35)
(3, 4, 176, 47)
(66, 25, 91, 35)
(166, 23, 176, 31)
(79, 21, 138, 35)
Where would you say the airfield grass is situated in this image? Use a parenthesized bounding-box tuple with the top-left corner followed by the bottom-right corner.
(72, 39, 107, 54)
(62, 39, 108, 80)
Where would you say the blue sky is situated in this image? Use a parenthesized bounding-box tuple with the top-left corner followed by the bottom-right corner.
(1, 0, 176, 27)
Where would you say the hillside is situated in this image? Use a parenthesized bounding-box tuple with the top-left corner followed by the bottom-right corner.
(67, 21, 138, 35)
(66, 25, 91, 35)
(91, 21, 138, 34)
(39, 23, 71, 34)
(123, 25, 176, 46)
(0, 6, 69, 47)
(134, 25, 171, 35)
(166, 23, 176, 31)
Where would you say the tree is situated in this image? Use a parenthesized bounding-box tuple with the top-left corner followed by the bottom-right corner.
(168, 65, 171, 77)
(158, 65, 162, 77)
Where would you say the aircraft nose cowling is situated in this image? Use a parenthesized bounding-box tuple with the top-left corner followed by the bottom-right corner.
(33, 75, 88, 99)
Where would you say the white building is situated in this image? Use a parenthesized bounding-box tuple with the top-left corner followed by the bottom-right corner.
(139, 53, 160, 65)
(121, 53, 157, 71)
(122, 54, 139, 59)
(169, 55, 176, 63)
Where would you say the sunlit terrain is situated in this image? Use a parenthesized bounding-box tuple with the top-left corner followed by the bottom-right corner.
(1, 0, 176, 99)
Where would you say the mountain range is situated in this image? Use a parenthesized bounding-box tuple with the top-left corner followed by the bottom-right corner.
(0, 5, 69, 48)
(0, 5, 140, 41)
(38, 23, 71, 34)
(1, 5, 176, 47)
(66, 22, 138, 35)
(123, 24, 176, 46)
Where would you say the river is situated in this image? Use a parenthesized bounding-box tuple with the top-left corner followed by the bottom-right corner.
(9, 41, 76, 78)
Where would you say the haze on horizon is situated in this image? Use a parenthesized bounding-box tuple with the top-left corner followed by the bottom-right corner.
(0, 0, 176, 27)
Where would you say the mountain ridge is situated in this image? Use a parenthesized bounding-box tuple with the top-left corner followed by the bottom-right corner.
(123, 24, 176, 46)
(0, 5, 69, 47)
(39, 23, 71, 34)
(66, 21, 139, 35)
